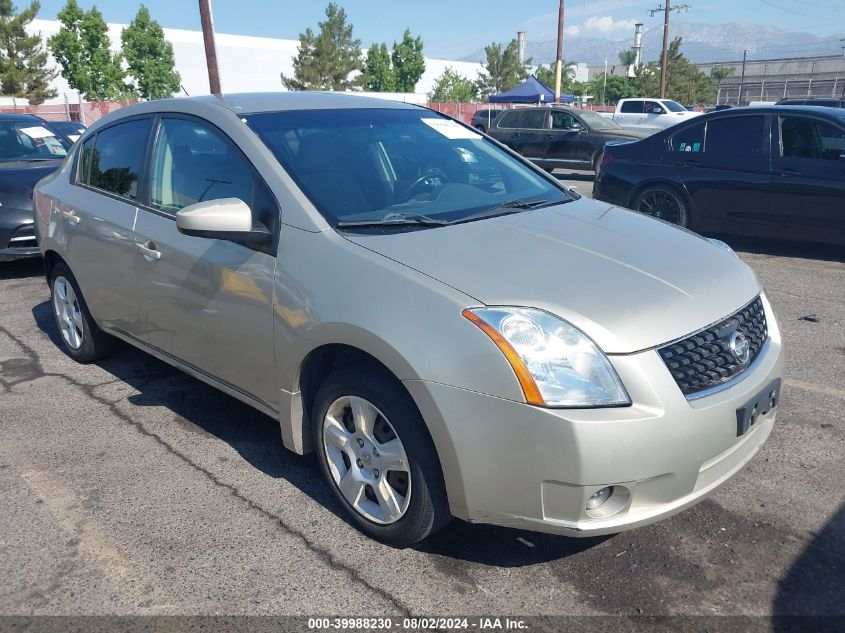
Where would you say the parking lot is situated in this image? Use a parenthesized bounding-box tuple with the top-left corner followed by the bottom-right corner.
(0, 182, 843, 620)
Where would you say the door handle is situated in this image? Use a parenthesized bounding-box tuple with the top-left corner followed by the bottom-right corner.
(511, 132, 522, 139)
(137, 241, 161, 260)
(779, 168, 802, 177)
(543, 133, 554, 139)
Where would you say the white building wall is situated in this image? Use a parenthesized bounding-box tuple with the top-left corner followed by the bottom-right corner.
(28, 19, 483, 104)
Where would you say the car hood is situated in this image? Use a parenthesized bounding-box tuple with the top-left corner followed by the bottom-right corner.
(343, 200, 761, 354)
(0, 160, 63, 210)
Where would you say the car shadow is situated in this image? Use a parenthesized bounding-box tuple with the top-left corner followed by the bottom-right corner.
(0, 257, 42, 280)
(713, 235, 844, 263)
(415, 519, 610, 565)
(31, 300, 605, 563)
(772, 502, 845, 621)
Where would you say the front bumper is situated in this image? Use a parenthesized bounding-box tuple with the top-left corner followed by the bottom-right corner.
(405, 295, 784, 537)
(0, 217, 39, 261)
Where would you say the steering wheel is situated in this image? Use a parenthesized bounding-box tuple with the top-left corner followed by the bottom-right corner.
(403, 168, 450, 200)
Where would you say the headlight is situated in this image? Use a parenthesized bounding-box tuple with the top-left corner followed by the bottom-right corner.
(462, 307, 630, 407)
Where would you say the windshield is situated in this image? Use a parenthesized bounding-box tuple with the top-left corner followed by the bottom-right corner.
(0, 120, 69, 162)
(245, 108, 571, 228)
(662, 100, 687, 113)
(576, 110, 623, 131)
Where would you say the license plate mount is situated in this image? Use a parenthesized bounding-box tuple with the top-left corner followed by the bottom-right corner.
(736, 378, 781, 437)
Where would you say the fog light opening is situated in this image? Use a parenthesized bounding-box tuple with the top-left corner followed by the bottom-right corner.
(586, 486, 614, 511)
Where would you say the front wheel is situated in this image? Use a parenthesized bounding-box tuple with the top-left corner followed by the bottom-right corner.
(312, 366, 450, 546)
(633, 185, 690, 227)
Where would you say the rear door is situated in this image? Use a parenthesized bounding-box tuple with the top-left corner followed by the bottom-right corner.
(615, 100, 643, 129)
(132, 115, 280, 407)
(61, 117, 153, 334)
(670, 114, 772, 235)
(769, 115, 845, 244)
(492, 109, 547, 160)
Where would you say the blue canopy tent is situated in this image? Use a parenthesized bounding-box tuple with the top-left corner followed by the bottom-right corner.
(488, 75, 575, 104)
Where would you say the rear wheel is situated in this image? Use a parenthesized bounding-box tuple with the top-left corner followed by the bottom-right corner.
(312, 365, 450, 546)
(49, 262, 118, 362)
(633, 185, 689, 227)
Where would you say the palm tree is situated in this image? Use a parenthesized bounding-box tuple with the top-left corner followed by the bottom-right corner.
(618, 49, 638, 77)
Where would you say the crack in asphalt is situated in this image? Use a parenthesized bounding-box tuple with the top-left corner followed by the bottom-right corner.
(0, 325, 413, 616)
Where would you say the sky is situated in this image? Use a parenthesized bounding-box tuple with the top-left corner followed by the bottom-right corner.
(34, 0, 845, 59)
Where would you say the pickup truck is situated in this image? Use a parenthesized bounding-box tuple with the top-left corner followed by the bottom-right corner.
(611, 98, 701, 133)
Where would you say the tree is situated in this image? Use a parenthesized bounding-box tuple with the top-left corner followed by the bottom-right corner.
(0, 0, 57, 104)
(428, 68, 477, 102)
(121, 4, 180, 99)
(658, 37, 714, 105)
(591, 74, 637, 105)
(535, 61, 576, 95)
(48, 0, 125, 100)
(363, 42, 394, 91)
(391, 29, 424, 92)
(618, 49, 637, 77)
(281, 3, 362, 91)
(710, 65, 734, 103)
(476, 39, 530, 97)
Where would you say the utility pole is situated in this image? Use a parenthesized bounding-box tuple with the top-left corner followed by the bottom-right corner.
(649, 1, 692, 98)
(198, 0, 222, 96)
(554, 0, 565, 103)
(738, 49, 747, 106)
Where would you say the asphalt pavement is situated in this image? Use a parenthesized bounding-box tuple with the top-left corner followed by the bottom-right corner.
(1, 186, 843, 621)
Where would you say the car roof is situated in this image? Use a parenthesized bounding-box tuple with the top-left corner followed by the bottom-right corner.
(86, 91, 427, 134)
(0, 112, 44, 123)
(690, 105, 845, 122)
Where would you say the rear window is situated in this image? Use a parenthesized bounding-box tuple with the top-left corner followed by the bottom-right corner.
(619, 101, 642, 113)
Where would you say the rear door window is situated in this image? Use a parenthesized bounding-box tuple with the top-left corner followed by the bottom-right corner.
(88, 118, 152, 200)
(520, 109, 548, 129)
(703, 115, 766, 167)
(620, 101, 643, 113)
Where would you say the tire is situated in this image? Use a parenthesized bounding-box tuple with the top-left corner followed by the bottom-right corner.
(49, 262, 118, 362)
(633, 185, 690, 228)
(474, 125, 486, 134)
(592, 151, 602, 174)
(312, 364, 451, 547)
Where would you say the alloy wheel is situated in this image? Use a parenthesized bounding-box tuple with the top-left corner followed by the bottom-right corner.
(637, 190, 686, 226)
(53, 276, 84, 350)
(322, 395, 411, 524)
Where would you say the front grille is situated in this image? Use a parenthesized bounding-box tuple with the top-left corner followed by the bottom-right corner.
(658, 296, 768, 396)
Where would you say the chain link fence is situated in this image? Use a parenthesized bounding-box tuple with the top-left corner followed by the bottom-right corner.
(0, 94, 132, 125)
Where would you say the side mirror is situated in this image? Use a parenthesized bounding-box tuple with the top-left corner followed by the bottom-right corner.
(571, 122, 583, 131)
(650, 107, 663, 114)
(176, 198, 271, 245)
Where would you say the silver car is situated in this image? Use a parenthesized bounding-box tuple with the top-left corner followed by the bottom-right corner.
(34, 93, 784, 546)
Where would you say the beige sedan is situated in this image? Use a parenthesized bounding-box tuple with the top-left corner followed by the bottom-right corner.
(34, 93, 783, 546)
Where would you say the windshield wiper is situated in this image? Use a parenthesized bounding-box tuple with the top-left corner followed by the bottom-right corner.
(336, 212, 450, 229)
(450, 198, 562, 225)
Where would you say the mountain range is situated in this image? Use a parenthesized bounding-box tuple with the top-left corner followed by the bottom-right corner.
(460, 21, 845, 66)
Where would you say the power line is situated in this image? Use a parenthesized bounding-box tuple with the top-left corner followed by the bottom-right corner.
(649, 1, 692, 98)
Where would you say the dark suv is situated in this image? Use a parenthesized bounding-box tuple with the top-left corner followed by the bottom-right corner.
(470, 109, 503, 133)
(486, 107, 645, 172)
(775, 97, 845, 109)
